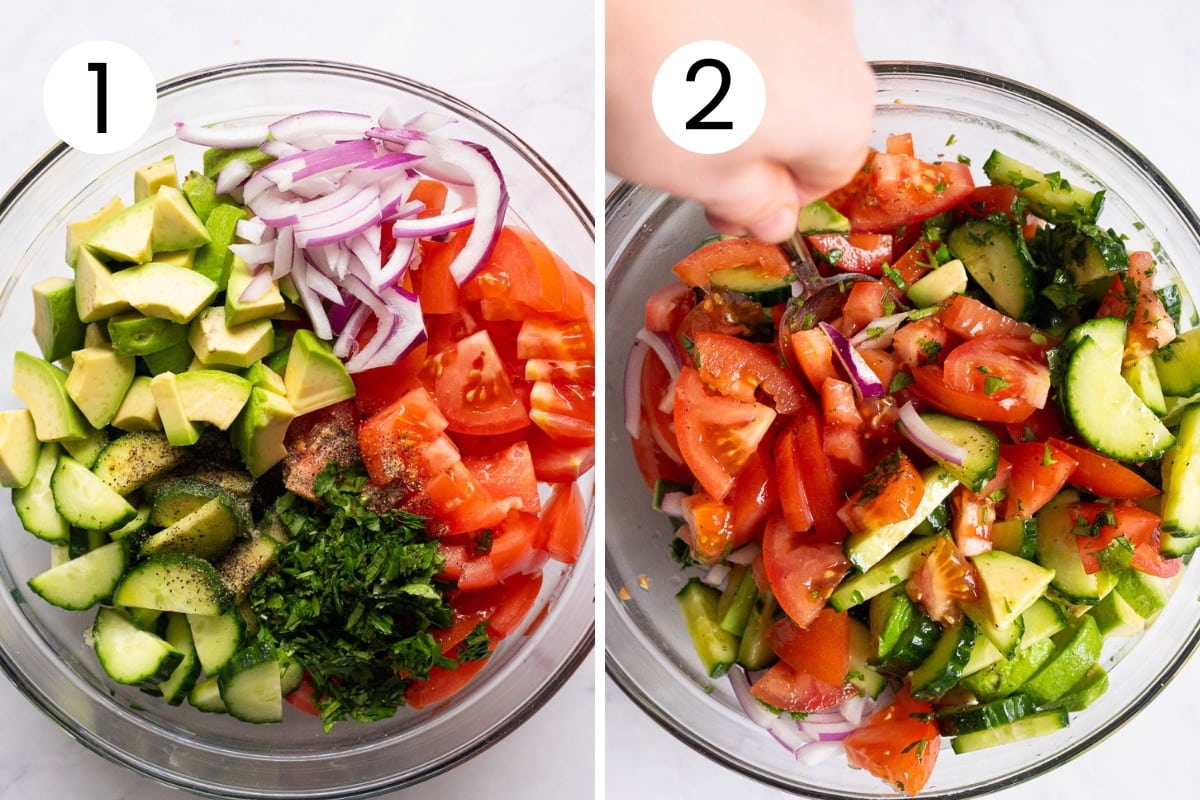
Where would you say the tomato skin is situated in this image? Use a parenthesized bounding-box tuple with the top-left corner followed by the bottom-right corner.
(426, 330, 529, 436)
(450, 570, 543, 637)
(462, 441, 541, 514)
(940, 295, 1041, 340)
(829, 151, 975, 233)
(693, 332, 808, 414)
(672, 238, 791, 288)
(1049, 438, 1159, 499)
(541, 481, 587, 564)
(844, 687, 941, 796)
(821, 378, 863, 429)
(517, 317, 595, 361)
(1072, 502, 1159, 574)
(774, 411, 846, 544)
(762, 514, 851, 628)
(807, 233, 894, 276)
(1004, 403, 1063, 444)
(1000, 441, 1077, 519)
(789, 327, 840, 393)
(728, 446, 777, 548)
(680, 492, 738, 564)
(415, 230, 467, 314)
(886, 133, 914, 156)
(285, 675, 323, 717)
(350, 341, 428, 418)
(955, 185, 1022, 222)
(839, 450, 925, 535)
(357, 386, 449, 486)
(530, 380, 595, 441)
(942, 335, 1051, 410)
(951, 485, 994, 557)
(766, 608, 850, 685)
(1130, 529, 1182, 578)
(886, 237, 940, 296)
(645, 281, 696, 333)
(910, 364, 1036, 424)
(1096, 250, 1176, 363)
(750, 660, 857, 712)
(489, 511, 544, 580)
(405, 646, 494, 710)
(893, 317, 951, 370)
(425, 461, 507, 536)
(527, 425, 597, 484)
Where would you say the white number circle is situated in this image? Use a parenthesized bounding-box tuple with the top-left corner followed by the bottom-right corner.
(651, 40, 766, 156)
(43, 41, 157, 155)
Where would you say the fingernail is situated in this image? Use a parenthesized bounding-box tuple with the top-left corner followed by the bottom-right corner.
(747, 205, 798, 243)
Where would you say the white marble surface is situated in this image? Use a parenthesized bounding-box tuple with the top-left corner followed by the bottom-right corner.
(0, 1, 595, 799)
(606, 1, 1200, 798)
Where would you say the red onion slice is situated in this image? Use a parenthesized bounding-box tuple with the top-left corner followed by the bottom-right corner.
(302, 257, 345, 306)
(839, 694, 868, 726)
(289, 258, 332, 340)
(798, 718, 858, 741)
(348, 234, 381, 276)
(269, 110, 373, 147)
(272, 225, 295, 279)
(819, 322, 884, 400)
(701, 562, 730, 588)
(229, 242, 276, 267)
(390, 208, 475, 239)
(795, 740, 846, 766)
(768, 716, 813, 755)
(238, 268, 276, 304)
(260, 139, 301, 159)
(215, 158, 254, 195)
(235, 217, 270, 245)
(850, 311, 911, 351)
(635, 328, 682, 378)
(624, 340, 649, 439)
(402, 110, 457, 134)
(726, 541, 761, 566)
(727, 667, 778, 729)
(374, 236, 416, 290)
(425, 140, 507, 285)
(658, 491, 687, 519)
(175, 122, 268, 149)
(296, 198, 383, 249)
(898, 400, 968, 466)
(365, 126, 429, 147)
(656, 370, 679, 415)
(332, 303, 371, 358)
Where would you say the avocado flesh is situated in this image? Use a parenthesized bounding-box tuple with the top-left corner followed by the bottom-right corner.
(66, 196, 124, 265)
(151, 186, 211, 252)
(11, 352, 88, 442)
(112, 376, 162, 432)
(134, 157, 178, 202)
(283, 329, 356, 416)
(86, 197, 155, 264)
(189, 308, 273, 369)
(111, 263, 218, 324)
(150, 373, 201, 447)
(64, 346, 136, 429)
(74, 249, 131, 323)
(231, 387, 296, 477)
(175, 370, 252, 430)
(32, 277, 85, 363)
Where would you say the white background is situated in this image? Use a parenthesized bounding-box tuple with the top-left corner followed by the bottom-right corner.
(0, 1, 595, 799)
(606, 0, 1200, 798)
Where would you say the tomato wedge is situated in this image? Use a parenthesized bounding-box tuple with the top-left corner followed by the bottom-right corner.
(838, 450, 925, 535)
(693, 332, 807, 414)
(540, 481, 587, 564)
(828, 151, 975, 233)
(774, 411, 845, 543)
(671, 237, 791, 289)
(1072, 502, 1160, 574)
(750, 660, 856, 713)
(1050, 437, 1159, 499)
(907, 533, 979, 624)
(644, 281, 696, 334)
(1000, 441, 1077, 519)
(762, 514, 851, 628)
(425, 330, 529, 436)
(910, 364, 1036, 424)
(940, 295, 1041, 340)
(766, 608, 850, 685)
(807, 233, 893, 276)
(942, 336, 1050, 410)
(1096, 250, 1176, 363)
(844, 687, 941, 796)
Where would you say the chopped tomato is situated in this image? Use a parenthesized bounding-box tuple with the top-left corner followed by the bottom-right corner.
(405, 647, 494, 710)
(1096, 250, 1176, 363)
(893, 317, 952, 369)
(540, 481, 587, 564)
(910, 364, 1037, 423)
(424, 330, 528, 436)
(675, 367, 776, 501)
(350, 340, 429, 418)
(955, 185, 1022, 222)
(424, 306, 480, 356)
(639, 350, 684, 464)
(885, 236, 940, 295)
(940, 295, 1041, 340)
(462, 441, 541, 515)
(629, 409, 693, 490)
(1072, 502, 1160, 574)
(951, 486, 993, 557)
(693, 332, 808, 414)
(463, 227, 547, 310)
(886, 133, 914, 157)
(679, 492, 738, 564)
(1004, 403, 1063, 444)
(675, 290, 770, 354)
(414, 230, 467, 314)
(838, 450, 925, 535)
(844, 686, 941, 796)
(672, 237, 791, 289)
(728, 446, 777, 547)
(761, 514, 851, 627)
(1130, 529, 1182, 578)
(942, 335, 1051, 410)
(788, 327, 841, 392)
(1050, 438, 1159, 499)
(766, 608, 850, 685)
(827, 151, 975, 233)
(807, 233, 893, 276)
(908, 535, 979, 626)
(489, 511, 544, 579)
(451, 570, 544, 638)
(527, 425, 597, 483)
(750, 660, 856, 713)
(859, 347, 899, 390)
(524, 358, 595, 385)
(425, 461, 507, 536)
(1000, 441, 1077, 519)
(823, 422, 868, 485)
(775, 411, 846, 544)
(517, 317, 594, 361)
(285, 675, 322, 717)
(645, 281, 696, 334)
(530, 380, 595, 441)
(821, 378, 863, 428)
(458, 553, 499, 591)
(358, 386, 449, 485)
(841, 281, 896, 335)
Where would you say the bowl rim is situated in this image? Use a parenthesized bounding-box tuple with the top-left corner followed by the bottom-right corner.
(604, 59, 1200, 799)
(0, 57, 594, 800)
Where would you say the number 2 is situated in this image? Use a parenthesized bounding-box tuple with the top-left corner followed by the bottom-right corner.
(684, 58, 733, 131)
(88, 62, 107, 134)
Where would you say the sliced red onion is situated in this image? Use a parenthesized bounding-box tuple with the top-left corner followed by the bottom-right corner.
(727, 667, 778, 729)
(403, 110, 457, 134)
(289, 175, 341, 199)
(348, 234, 381, 276)
(387, 199, 426, 221)
(175, 122, 268, 149)
(365, 125, 429, 147)
(839, 694, 868, 727)
(427, 140, 507, 285)
(272, 225, 295, 279)
(279, 140, 379, 188)
(798, 718, 858, 741)
(768, 716, 813, 755)
(269, 110, 373, 147)
(260, 139, 301, 159)
(332, 303, 370, 357)
(215, 158, 254, 195)
(796, 740, 846, 767)
(819, 322, 884, 400)
(346, 286, 426, 373)
(292, 184, 380, 234)
(635, 328, 682, 378)
(239, 268, 276, 304)
(624, 340, 649, 439)
(726, 541, 761, 566)
(701, 562, 731, 588)
(375, 236, 416, 290)
(850, 311, 911, 351)
(898, 400, 968, 466)
(657, 370, 679, 415)
(302, 257, 345, 306)
(326, 294, 357, 332)
(659, 491, 687, 519)
(379, 176, 418, 219)
(296, 197, 383, 248)
(390, 208, 475, 238)
(229, 242, 276, 266)
(235, 217, 270, 245)
(290, 258, 332, 340)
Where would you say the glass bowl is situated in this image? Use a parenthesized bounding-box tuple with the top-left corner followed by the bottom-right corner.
(604, 61, 1200, 798)
(0, 59, 594, 799)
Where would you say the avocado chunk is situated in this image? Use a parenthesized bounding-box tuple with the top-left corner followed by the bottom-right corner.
(134, 156, 179, 202)
(86, 196, 155, 264)
(1021, 615, 1103, 706)
(11, 352, 88, 442)
(110, 262, 218, 324)
(83, 323, 109, 348)
(969, 550, 1056, 630)
(283, 329, 356, 415)
(1091, 588, 1145, 638)
(66, 196, 124, 265)
(188, 307, 273, 369)
(32, 277, 86, 363)
(225, 255, 286, 326)
(150, 373, 202, 446)
(106, 312, 189, 357)
(151, 185, 211, 252)
(175, 370, 252, 430)
(142, 341, 194, 375)
(75, 248, 132, 323)
(242, 361, 286, 396)
(181, 171, 218, 223)
(193, 203, 247, 289)
(0, 409, 40, 488)
(112, 376, 162, 432)
(231, 386, 296, 477)
(64, 346, 136, 429)
(154, 250, 196, 268)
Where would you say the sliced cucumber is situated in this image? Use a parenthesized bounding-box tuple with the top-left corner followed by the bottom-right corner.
(961, 637, 1058, 703)
(215, 535, 279, 601)
(27, 540, 127, 610)
(113, 554, 234, 615)
(708, 265, 792, 307)
(187, 674, 227, 714)
(140, 496, 240, 560)
(218, 643, 283, 724)
(676, 579, 739, 678)
(188, 609, 247, 676)
(946, 218, 1037, 321)
(158, 613, 201, 706)
(735, 590, 779, 671)
(1153, 327, 1200, 397)
(51, 456, 136, 532)
(1162, 403, 1200, 535)
(92, 607, 183, 686)
(876, 612, 942, 677)
(12, 443, 69, 542)
(937, 694, 1037, 736)
(1056, 663, 1108, 711)
(990, 518, 1037, 560)
(844, 467, 958, 572)
(1122, 354, 1167, 417)
(717, 565, 758, 636)
(909, 618, 975, 700)
(908, 414, 998, 493)
(1021, 615, 1103, 706)
(846, 617, 887, 699)
(983, 150, 1103, 223)
(951, 708, 1069, 754)
(829, 535, 938, 612)
(796, 199, 850, 234)
(870, 586, 916, 662)
(92, 431, 189, 495)
(61, 425, 108, 469)
(1035, 490, 1117, 604)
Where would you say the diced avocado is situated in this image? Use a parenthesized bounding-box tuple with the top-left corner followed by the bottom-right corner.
(64, 346, 136, 429)
(0, 410, 40, 488)
(11, 352, 88, 441)
(74, 248, 131, 323)
(230, 386, 296, 477)
(175, 370, 252, 430)
(149, 373, 202, 446)
(134, 156, 178, 202)
(193, 203, 247, 289)
(283, 329, 356, 416)
(86, 196, 155, 264)
(112, 376, 162, 432)
(66, 196, 125, 265)
(181, 171, 218, 223)
(1090, 588, 1145, 638)
(32, 277, 85, 363)
(225, 255, 286, 326)
(142, 340, 194, 375)
(970, 550, 1056, 629)
(110, 262, 218, 324)
(796, 199, 851, 234)
(829, 535, 939, 611)
(844, 467, 959, 572)
(1058, 663, 1109, 712)
(154, 250, 196, 268)
(151, 185, 211, 252)
(1114, 569, 1168, 618)
(242, 361, 286, 396)
(83, 323, 109, 348)
(264, 345, 290, 374)
(1021, 615, 1103, 706)
(61, 424, 108, 468)
(189, 307, 273, 369)
(106, 313, 189, 357)
(907, 259, 969, 308)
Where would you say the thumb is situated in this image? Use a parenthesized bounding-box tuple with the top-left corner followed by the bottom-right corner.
(697, 159, 804, 243)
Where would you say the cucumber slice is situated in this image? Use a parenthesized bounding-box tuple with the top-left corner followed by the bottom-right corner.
(280, 659, 305, 696)
(870, 586, 916, 662)
(1153, 328, 1200, 397)
(1035, 490, 1116, 604)
(846, 617, 887, 699)
(951, 708, 1069, 754)
(844, 467, 959, 572)
(983, 150, 1103, 223)
(92, 431, 189, 495)
(1122, 354, 1167, 417)
(215, 535, 279, 601)
(1057, 663, 1108, 711)
(876, 612, 942, 677)
(92, 607, 183, 686)
(830, 535, 938, 612)
(140, 496, 240, 560)
(1162, 403, 1200, 535)
(51, 456, 136, 532)
(736, 590, 779, 671)
(709, 265, 792, 306)
(109, 504, 151, 542)
(946, 218, 1037, 321)
(962, 602, 1024, 659)
(158, 613, 201, 706)
(218, 643, 283, 724)
(187, 674, 227, 714)
(676, 579, 739, 678)
(12, 443, 70, 542)
(27, 540, 127, 610)
(717, 566, 758, 636)
(937, 694, 1037, 736)
(909, 618, 975, 700)
(990, 518, 1038, 560)
(61, 425, 108, 469)
(113, 554, 234, 615)
(908, 414, 998, 493)
(796, 199, 850, 234)
(188, 609, 247, 676)
(1021, 615, 1103, 706)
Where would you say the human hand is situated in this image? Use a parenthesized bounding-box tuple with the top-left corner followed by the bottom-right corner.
(606, 0, 875, 242)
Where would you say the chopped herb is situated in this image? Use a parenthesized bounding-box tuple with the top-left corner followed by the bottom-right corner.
(882, 264, 908, 291)
(945, 133, 957, 146)
(984, 375, 1009, 395)
(934, 243, 951, 264)
(670, 537, 696, 568)
(1133, 221, 1146, 231)
(908, 711, 936, 722)
(889, 371, 914, 393)
(1042, 443, 1055, 466)
(1044, 171, 1071, 191)
(988, 489, 1008, 503)
(458, 621, 492, 663)
(828, 248, 844, 265)
(882, 296, 897, 316)
(680, 335, 695, 359)
(474, 529, 493, 553)
(1006, 171, 1038, 191)
(934, 178, 947, 194)
(801, 310, 817, 330)
(919, 338, 942, 360)
(957, 154, 972, 165)
(865, 326, 885, 340)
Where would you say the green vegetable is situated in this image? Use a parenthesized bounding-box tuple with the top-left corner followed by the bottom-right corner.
(250, 461, 451, 731)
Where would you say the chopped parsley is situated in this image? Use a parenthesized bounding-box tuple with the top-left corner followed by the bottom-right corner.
(945, 133, 957, 146)
(984, 375, 1010, 395)
(919, 338, 942, 360)
(882, 264, 908, 291)
(889, 371, 914, 393)
(957, 154, 972, 165)
(458, 621, 492, 663)
(670, 537, 697, 568)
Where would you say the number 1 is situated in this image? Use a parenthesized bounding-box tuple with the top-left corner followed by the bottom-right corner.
(88, 62, 107, 134)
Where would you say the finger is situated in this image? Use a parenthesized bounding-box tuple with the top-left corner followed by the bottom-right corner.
(695, 159, 801, 243)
